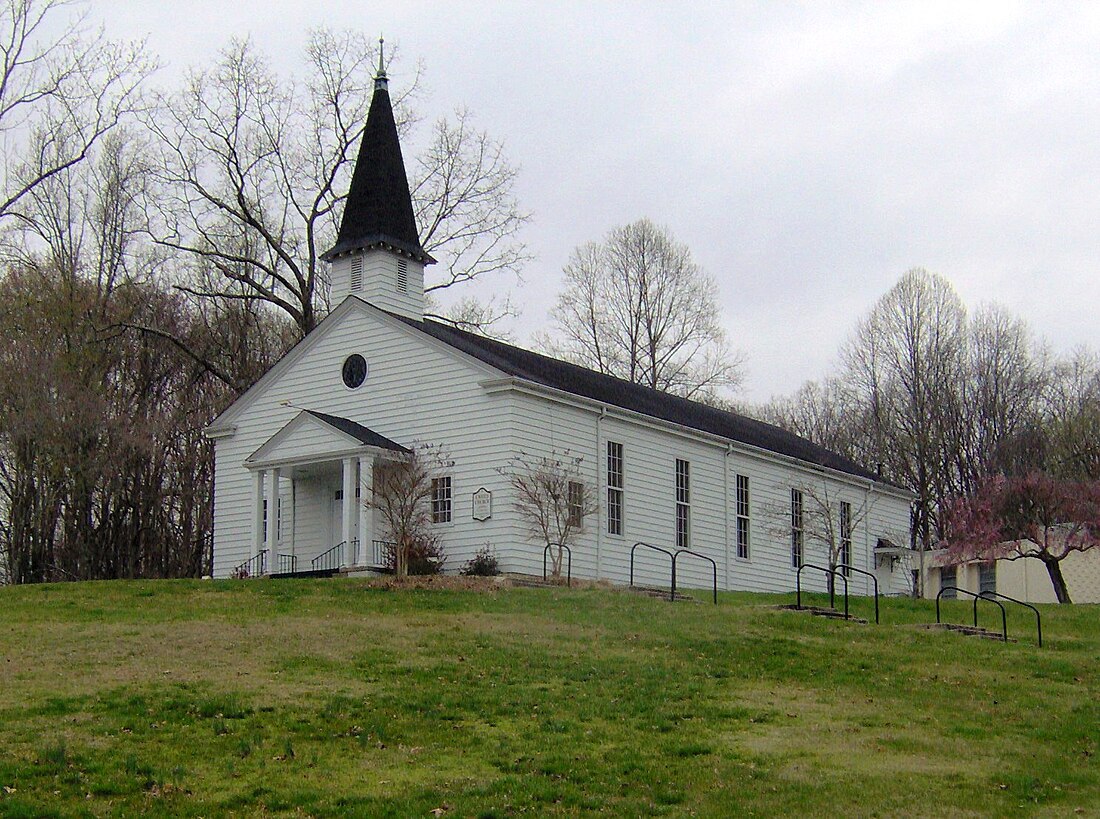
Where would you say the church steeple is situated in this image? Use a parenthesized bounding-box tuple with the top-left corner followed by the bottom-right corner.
(324, 39, 433, 319)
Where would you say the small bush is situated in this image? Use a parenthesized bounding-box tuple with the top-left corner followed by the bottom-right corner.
(461, 545, 500, 576)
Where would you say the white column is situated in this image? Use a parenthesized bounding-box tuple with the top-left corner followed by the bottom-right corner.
(342, 457, 355, 567)
(358, 455, 374, 566)
(288, 477, 297, 566)
(266, 467, 280, 573)
(251, 470, 265, 562)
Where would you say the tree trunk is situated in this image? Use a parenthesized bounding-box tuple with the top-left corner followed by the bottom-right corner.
(1042, 557, 1073, 604)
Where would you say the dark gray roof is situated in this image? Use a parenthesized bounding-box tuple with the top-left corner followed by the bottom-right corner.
(306, 410, 408, 452)
(323, 83, 433, 264)
(390, 312, 896, 486)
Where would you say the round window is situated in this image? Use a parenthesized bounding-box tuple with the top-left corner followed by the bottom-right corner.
(341, 354, 368, 389)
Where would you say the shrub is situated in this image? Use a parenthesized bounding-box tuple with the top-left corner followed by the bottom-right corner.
(461, 545, 500, 576)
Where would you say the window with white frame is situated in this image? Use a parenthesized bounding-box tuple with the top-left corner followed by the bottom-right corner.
(839, 501, 852, 576)
(675, 459, 690, 549)
(567, 480, 585, 527)
(431, 476, 452, 524)
(607, 441, 623, 536)
(790, 488, 804, 568)
(736, 474, 750, 559)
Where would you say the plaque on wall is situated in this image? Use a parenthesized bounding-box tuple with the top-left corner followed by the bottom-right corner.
(472, 487, 492, 521)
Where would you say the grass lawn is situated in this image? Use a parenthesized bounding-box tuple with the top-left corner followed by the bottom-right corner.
(0, 578, 1096, 817)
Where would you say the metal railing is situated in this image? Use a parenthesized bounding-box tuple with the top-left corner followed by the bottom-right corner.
(311, 542, 345, 573)
(231, 550, 267, 579)
(673, 548, 717, 604)
(543, 543, 573, 587)
(796, 562, 849, 620)
(835, 564, 881, 624)
(936, 586, 1008, 642)
(978, 590, 1042, 647)
(370, 540, 393, 568)
(630, 542, 675, 600)
(277, 553, 297, 575)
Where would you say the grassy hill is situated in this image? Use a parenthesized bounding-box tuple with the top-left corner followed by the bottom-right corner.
(0, 578, 1096, 816)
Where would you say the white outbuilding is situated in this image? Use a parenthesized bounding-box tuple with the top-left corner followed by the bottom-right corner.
(207, 60, 914, 596)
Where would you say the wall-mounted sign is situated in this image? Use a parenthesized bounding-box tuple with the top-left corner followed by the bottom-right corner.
(472, 487, 492, 521)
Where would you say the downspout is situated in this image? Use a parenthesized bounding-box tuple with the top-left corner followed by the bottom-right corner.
(864, 480, 874, 596)
(724, 443, 733, 591)
(595, 405, 606, 578)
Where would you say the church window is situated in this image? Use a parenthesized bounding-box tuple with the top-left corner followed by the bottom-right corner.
(839, 501, 852, 576)
(736, 474, 750, 559)
(790, 488, 804, 567)
(567, 480, 585, 527)
(431, 476, 452, 524)
(342, 354, 368, 389)
(607, 441, 623, 536)
(675, 459, 690, 549)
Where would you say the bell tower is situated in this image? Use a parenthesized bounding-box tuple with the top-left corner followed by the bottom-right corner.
(323, 39, 434, 319)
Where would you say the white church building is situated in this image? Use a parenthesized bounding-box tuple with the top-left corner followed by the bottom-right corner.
(207, 61, 914, 596)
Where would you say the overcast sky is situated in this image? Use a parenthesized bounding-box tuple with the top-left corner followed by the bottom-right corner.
(93, 1, 1100, 403)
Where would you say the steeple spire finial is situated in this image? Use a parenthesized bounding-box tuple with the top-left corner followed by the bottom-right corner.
(375, 36, 388, 90)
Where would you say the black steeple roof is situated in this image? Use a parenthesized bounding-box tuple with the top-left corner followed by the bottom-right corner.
(323, 49, 433, 264)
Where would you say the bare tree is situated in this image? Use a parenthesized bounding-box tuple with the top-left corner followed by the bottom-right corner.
(542, 218, 743, 401)
(145, 33, 527, 342)
(1043, 349, 1100, 481)
(0, 0, 153, 224)
(368, 443, 451, 578)
(957, 304, 1049, 489)
(501, 450, 596, 578)
(842, 269, 968, 593)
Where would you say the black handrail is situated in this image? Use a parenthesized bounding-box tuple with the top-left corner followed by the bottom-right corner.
(231, 549, 267, 579)
(673, 548, 718, 604)
(978, 590, 1042, 647)
(543, 543, 572, 587)
(630, 542, 675, 601)
(796, 562, 849, 620)
(311, 542, 345, 572)
(835, 564, 880, 624)
(936, 586, 1007, 642)
(277, 553, 297, 574)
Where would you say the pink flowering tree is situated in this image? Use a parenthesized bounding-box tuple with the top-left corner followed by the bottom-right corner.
(941, 473, 1100, 603)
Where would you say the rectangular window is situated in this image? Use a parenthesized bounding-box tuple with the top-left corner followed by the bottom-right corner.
(839, 500, 852, 577)
(350, 256, 364, 291)
(607, 441, 623, 536)
(567, 480, 585, 527)
(431, 476, 452, 524)
(397, 259, 409, 293)
(790, 488, 804, 568)
(675, 459, 690, 549)
(736, 474, 750, 559)
(979, 562, 996, 595)
(941, 566, 957, 598)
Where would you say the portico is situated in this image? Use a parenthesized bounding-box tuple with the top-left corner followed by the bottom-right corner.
(238, 410, 407, 576)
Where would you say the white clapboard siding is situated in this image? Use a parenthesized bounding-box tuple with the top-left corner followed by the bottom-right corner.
(503, 387, 913, 595)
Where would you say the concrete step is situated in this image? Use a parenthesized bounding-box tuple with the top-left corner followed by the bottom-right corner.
(920, 623, 1015, 642)
(777, 604, 869, 624)
(626, 585, 701, 603)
